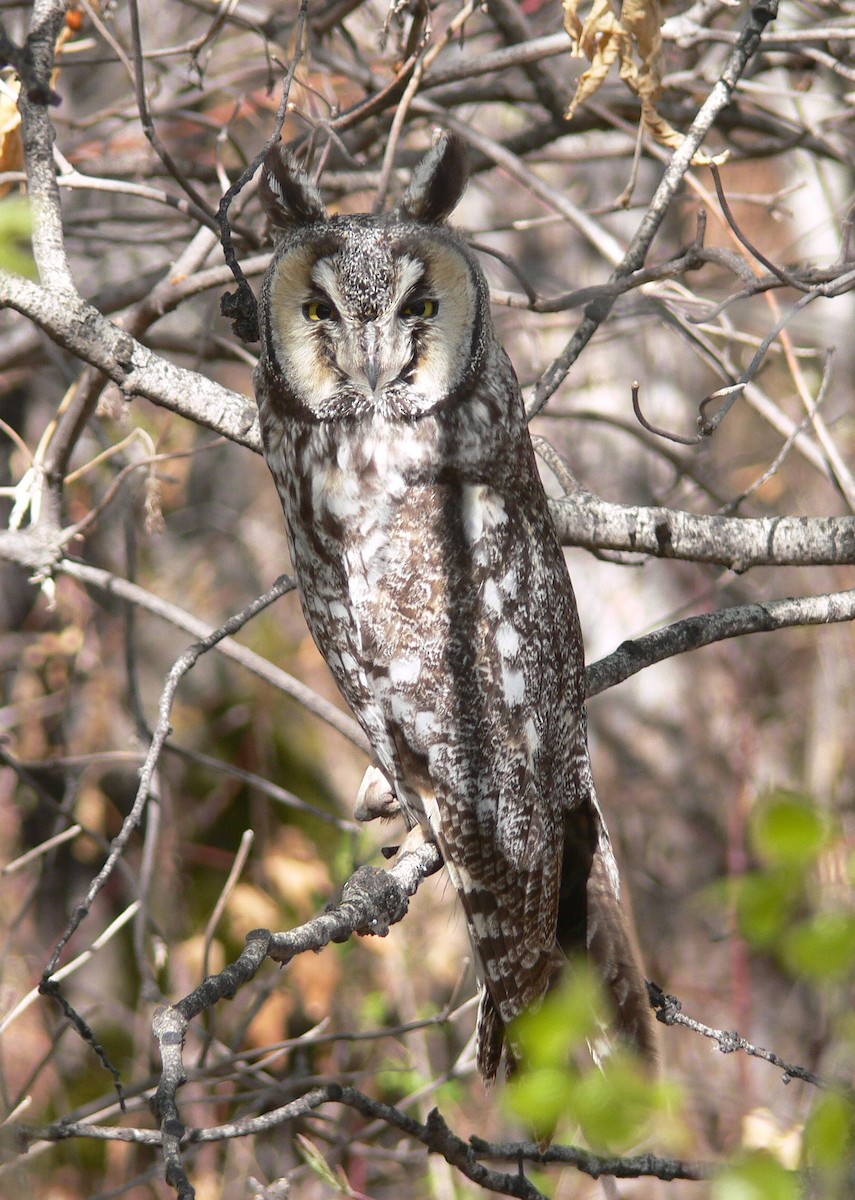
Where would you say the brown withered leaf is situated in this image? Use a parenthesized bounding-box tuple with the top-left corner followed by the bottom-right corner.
(0, 15, 88, 196)
(0, 81, 23, 195)
(563, 0, 626, 120)
(563, 0, 724, 164)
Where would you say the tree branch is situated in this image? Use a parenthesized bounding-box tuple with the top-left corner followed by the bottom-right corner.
(552, 485, 855, 569)
(8, 1082, 713, 1191)
(531, 0, 781, 414)
(0, 271, 259, 449)
(53, 561, 366, 748)
(650, 986, 831, 1091)
(587, 589, 855, 697)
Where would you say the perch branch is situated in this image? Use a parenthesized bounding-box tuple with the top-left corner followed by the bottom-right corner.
(0, 272, 259, 449)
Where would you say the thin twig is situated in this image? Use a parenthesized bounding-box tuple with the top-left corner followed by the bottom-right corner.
(40, 576, 298, 980)
(126, 0, 219, 228)
(55, 560, 365, 747)
(649, 986, 831, 1091)
(218, 0, 310, 343)
(531, 0, 781, 416)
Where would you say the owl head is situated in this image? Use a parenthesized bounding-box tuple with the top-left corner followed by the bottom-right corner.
(256, 133, 494, 421)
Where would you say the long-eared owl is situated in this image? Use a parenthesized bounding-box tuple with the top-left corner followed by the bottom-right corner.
(252, 133, 656, 1081)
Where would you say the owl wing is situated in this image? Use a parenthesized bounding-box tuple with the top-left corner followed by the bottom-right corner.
(352, 455, 586, 1078)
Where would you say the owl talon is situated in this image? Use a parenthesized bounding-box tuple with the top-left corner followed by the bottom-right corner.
(380, 822, 436, 862)
(396, 824, 435, 858)
(354, 763, 400, 823)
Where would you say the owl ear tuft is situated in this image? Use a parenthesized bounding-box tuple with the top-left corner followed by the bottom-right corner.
(259, 142, 328, 229)
(399, 132, 469, 224)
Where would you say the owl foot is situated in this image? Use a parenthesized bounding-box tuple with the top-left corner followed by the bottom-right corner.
(379, 822, 442, 864)
(384, 822, 439, 862)
(354, 763, 400, 823)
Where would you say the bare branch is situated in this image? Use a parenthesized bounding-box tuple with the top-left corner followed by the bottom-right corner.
(55, 560, 366, 748)
(531, 0, 781, 415)
(587, 588, 855, 697)
(8, 1082, 713, 1188)
(650, 986, 831, 1091)
(551, 486, 855, 569)
(41, 576, 297, 980)
(20, 0, 74, 293)
(0, 271, 259, 449)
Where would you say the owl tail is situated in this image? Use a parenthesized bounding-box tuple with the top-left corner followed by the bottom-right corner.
(474, 803, 657, 1084)
(585, 843, 659, 1062)
(476, 988, 505, 1084)
(559, 801, 660, 1066)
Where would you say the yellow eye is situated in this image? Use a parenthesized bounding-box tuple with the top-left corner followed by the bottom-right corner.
(303, 300, 334, 321)
(402, 298, 437, 319)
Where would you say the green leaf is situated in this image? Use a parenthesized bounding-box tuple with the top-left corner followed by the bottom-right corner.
(505, 1065, 575, 1132)
(803, 1092, 855, 1171)
(750, 793, 829, 868)
(505, 1047, 677, 1151)
(510, 961, 608, 1071)
(506, 960, 682, 1146)
(568, 1053, 673, 1151)
(783, 911, 855, 980)
(0, 196, 35, 278)
(734, 869, 799, 949)
(713, 1150, 801, 1200)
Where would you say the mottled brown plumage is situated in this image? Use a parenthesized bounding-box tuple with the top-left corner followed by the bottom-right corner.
(252, 133, 656, 1080)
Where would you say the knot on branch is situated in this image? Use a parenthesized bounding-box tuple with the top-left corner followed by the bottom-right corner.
(648, 981, 681, 1025)
(221, 283, 259, 344)
(425, 1107, 463, 1157)
(717, 1030, 742, 1054)
(113, 332, 136, 373)
(339, 864, 410, 937)
(1, 30, 61, 106)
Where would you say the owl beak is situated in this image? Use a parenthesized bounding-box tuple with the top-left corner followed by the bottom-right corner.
(361, 323, 381, 392)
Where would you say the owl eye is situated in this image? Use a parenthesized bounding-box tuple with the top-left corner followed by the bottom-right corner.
(401, 297, 438, 319)
(303, 299, 335, 322)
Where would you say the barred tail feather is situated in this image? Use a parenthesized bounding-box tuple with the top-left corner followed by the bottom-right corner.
(475, 987, 505, 1084)
(587, 846, 660, 1064)
(558, 800, 659, 1066)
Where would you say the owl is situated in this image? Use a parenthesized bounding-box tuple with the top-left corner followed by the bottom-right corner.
(252, 133, 656, 1081)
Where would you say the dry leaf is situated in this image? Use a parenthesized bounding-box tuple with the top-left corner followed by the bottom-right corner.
(562, 0, 723, 163)
(0, 80, 23, 193)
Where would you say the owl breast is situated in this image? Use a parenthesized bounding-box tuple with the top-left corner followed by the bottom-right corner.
(263, 391, 571, 844)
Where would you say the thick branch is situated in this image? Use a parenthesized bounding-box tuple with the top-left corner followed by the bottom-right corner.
(0, 271, 259, 448)
(20, 0, 73, 293)
(587, 589, 855, 697)
(552, 486, 855, 569)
